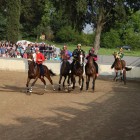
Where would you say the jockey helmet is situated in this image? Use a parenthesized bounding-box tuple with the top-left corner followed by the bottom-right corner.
(120, 47, 123, 51)
(91, 47, 95, 52)
(63, 45, 67, 49)
(77, 44, 81, 47)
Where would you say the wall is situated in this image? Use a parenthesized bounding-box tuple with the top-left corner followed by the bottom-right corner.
(0, 58, 140, 78)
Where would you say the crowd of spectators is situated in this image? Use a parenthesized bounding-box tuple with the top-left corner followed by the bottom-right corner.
(0, 41, 61, 61)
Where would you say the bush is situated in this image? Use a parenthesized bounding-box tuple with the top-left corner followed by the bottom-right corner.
(101, 29, 122, 48)
(55, 26, 76, 42)
(55, 25, 94, 45)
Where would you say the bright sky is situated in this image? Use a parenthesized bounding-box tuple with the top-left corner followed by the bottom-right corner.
(83, 24, 93, 34)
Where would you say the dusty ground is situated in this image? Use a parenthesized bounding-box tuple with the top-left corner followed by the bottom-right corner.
(0, 71, 140, 140)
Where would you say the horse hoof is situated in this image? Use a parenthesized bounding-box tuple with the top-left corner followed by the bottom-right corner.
(29, 90, 32, 93)
(68, 84, 73, 88)
(26, 91, 31, 95)
(64, 89, 68, 92)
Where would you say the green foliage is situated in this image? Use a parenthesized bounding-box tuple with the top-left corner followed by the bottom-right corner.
(6, 0, 21, 43)
(101, 29, 122, 48)
(55, 25, 94, 45)
(130, 10, 140, 32)
(124, 28, 140, 50)
(20, 0, 46, 38)
(0, 13, 6, 40)
(55, 26, 76, 42)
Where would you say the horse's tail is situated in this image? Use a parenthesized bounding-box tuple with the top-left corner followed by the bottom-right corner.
(49, 69, 56, 76)
(125, 67, 132, 71)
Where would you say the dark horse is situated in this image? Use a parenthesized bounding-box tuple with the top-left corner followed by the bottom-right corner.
(85, 55, 97, 91)
(58, 51, 71, 91)
(26, 53, 56, 93)
(71, 52, 84, 90)
(112, 52, 132, 84)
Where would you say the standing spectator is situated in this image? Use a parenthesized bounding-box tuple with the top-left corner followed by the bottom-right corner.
(26, 44, 31, 54)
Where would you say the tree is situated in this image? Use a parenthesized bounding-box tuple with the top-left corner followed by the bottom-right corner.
(6, 0, 21, 43)
(20, 0, 46, 38)
(51, 0, 140, 54)
(0, 0, 7, 40)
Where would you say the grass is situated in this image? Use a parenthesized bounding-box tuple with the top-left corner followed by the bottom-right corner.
(29, 39, 140, 57)
(50, 42, 140, 57)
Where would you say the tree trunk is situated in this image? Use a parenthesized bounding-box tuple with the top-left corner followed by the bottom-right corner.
(93, 7, 105, 55)
(94, 23, 103, 54)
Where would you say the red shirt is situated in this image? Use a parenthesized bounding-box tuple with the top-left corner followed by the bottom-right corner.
(36, 52, 45, 64)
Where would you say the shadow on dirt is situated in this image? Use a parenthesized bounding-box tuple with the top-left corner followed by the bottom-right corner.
(0, 80, 140, 140)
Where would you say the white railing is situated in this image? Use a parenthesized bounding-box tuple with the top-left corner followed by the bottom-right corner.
(0, 57, 140, 78)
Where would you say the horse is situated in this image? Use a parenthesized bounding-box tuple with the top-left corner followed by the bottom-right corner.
(71, 51, 85, 90)
(85, 55, 97, 91)
(58, 50, 71, 91)
(112, 52, 132, 84)
(26, 53, 56, 93)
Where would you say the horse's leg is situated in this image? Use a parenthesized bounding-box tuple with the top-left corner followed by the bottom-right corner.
(92, 75, 95, 91)
(120, 71, 123, 82)
(26, 77, 31, 93)
(58, 75, 62, 91)
(40, 77, 47, 90)
(63, 76, 67, 88)
(78, 75, 84, 91)
(67, 74, 71, 92)
(114, 71, 118, 81)
(67, 74, 70, 86)
(45, 74, 55, 91)
(86, 75, 90, 91)
(123, 69, 126, 85)
(72, 75, 76, 89)
(30, 77, 39, 92)
(81, 76, 84, 91)
(68, 73, 73, 88)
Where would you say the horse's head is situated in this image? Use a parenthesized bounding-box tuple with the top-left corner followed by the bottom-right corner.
(27, 53, 35, 72)
(113, 52, 119, 59)
(27, 53, 33, 61)
(60, 50, 66, 60)
(87, 55, 94, 65)
(77, 51, 85, 66)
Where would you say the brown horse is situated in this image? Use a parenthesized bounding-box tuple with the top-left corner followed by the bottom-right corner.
(58, 50, 71, 91)
(71, 51, 84, 90)
(85, 55, 97, 91)
(112, 52, 132, 84)
(26, 53, 56, 93)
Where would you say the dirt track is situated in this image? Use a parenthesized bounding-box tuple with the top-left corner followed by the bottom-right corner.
(0, 71, 140, 140)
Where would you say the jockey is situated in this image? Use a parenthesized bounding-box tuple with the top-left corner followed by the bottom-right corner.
(86, 47, 99, 77)
(72, 44, 85, 67)
(111, 47, 124, 69)
(60, 45, 72, 72)
(71, 44, 85, 70)
(60, 45, 72, 63)
(35, 48, 45, 78)
(118, 47, 124, 59)
(72, 44, 85, 60)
